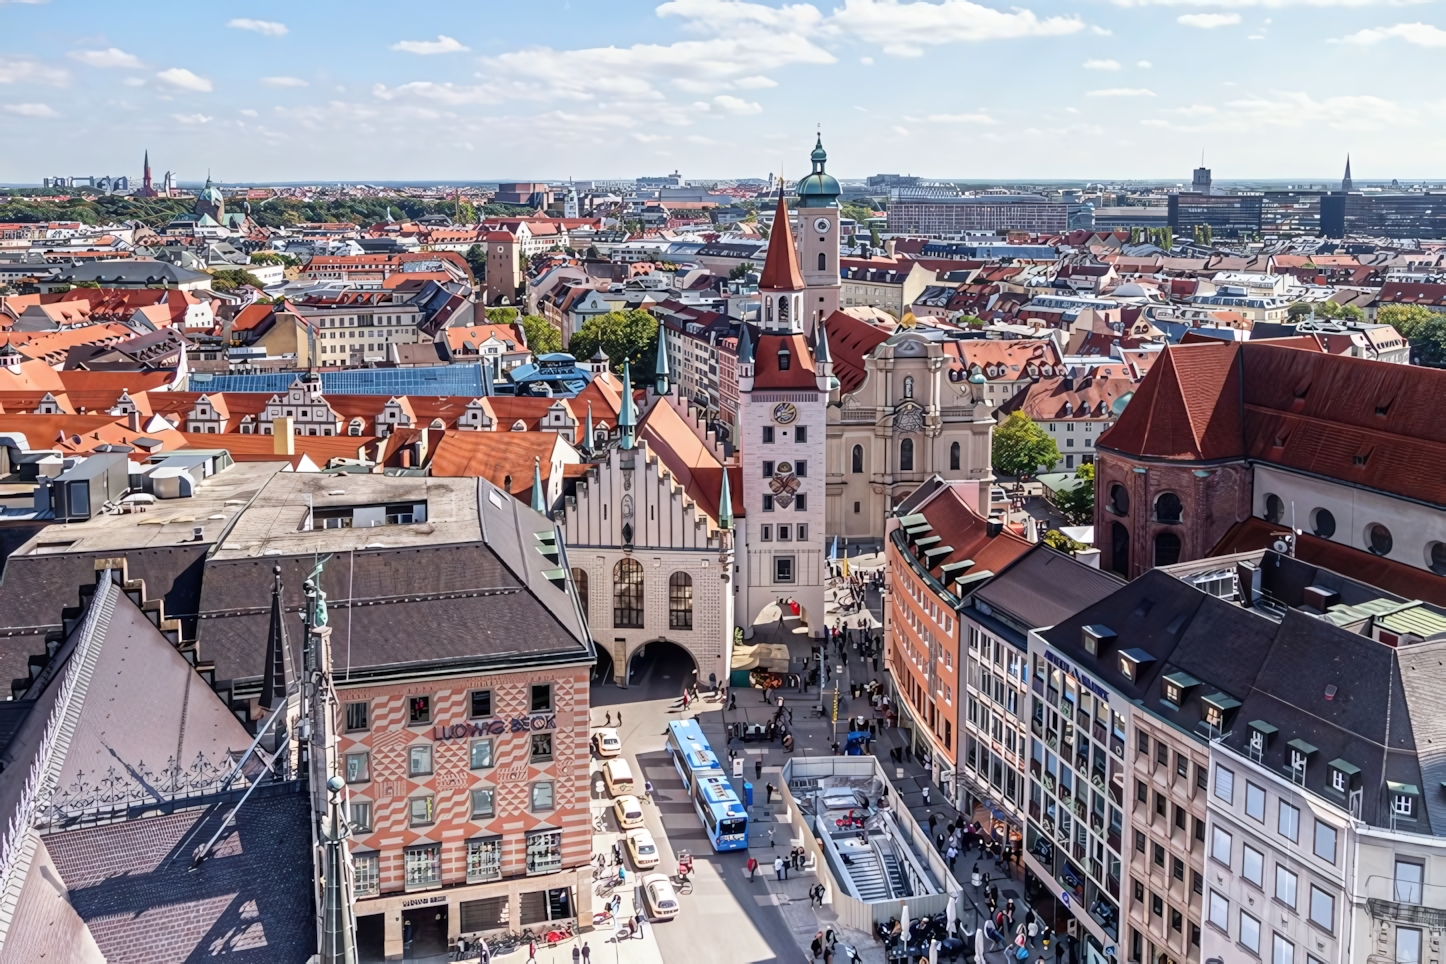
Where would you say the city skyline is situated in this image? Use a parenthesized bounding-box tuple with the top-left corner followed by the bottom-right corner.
(2, 0, 1446, 182)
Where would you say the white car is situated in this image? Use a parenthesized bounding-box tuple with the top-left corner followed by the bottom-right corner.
(625, 828, 660, 870)
(641, 873, 680, 921)
(612, 795, 645, 831)
(592, 728, 622, 758)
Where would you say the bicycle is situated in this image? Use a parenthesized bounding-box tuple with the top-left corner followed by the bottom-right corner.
(594, 872, 624, 896)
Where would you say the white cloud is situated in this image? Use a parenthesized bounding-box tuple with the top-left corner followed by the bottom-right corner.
(4, 102, 57, 117)
(240, 108, 259, 117)
(893, 125, 910, 135)
(1111, 0, 1420, 6)
(860, 55, 875, 64)
(69, 47, 143, 68)
(260, 76, 309, 87)
(1179, 12, 1242, 26)
(1339, 22, 1446, 46)
(1137, 59, 1153, 66)
(123, 76, 146, 87)
(1083, 58, 1121, 69)
(1146, 90, 1420, 133)
(632, 132, 671, 142)
(926, 111, 996, 123)
(0, 56, 69, 86)
(713, 94, 762, 113)
(156, 67, 212, 92)
(172, 112, 213, 124)
(391, 35, 470, 55)
(825, 0, 1084, 56)
(1087, 87, 1156, 96)
(734, 75, 778, 88)
(227, 18, 288, 36)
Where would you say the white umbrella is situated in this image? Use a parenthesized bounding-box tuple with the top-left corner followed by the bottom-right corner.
(929, 939, 939, 964)
(901, 904, 910, 944)
(946, 893, 957, 936)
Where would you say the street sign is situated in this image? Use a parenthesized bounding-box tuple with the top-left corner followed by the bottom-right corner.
(733, 758, 743, 778)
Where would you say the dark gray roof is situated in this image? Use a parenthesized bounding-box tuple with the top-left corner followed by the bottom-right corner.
(970, 544, 1122, 636)
(44, 784, 316, 963)
(54, 260, 210, 286)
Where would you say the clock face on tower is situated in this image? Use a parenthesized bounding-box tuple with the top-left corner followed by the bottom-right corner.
(772, 402, 798, 424)
(813, 217, 831, 234)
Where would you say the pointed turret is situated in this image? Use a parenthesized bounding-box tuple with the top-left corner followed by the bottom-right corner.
(814, 315, 838, 393)
(618, 359, 636, 449)
(531, 456, 546, 514)
(584, 401, 595, 454)
(1342, 155, 1354, 193)
(654, 327, 672, 396)
(718, 466, 733, 531)
(259, 566, 288, 711)
(758, 190, 804, 294)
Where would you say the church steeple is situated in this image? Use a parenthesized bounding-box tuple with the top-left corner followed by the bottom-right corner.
(654, 326, 672, 396)
(758, 188, 804, 334)
(1341, 155, 1354, 193)
(618, 360, 636, 449)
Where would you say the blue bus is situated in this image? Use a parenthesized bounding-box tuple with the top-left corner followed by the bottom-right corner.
(693, 773, 749, 851)
(664, 720, 748, 851)
(665, 719, 721, 792)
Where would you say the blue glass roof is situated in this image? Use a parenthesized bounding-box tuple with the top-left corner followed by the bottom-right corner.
(191, 364, 489, 397)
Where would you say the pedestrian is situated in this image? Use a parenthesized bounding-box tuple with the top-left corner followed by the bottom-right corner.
(928, 812, 938, 834)
(775, 856, 785, 881)
(582, 943, 591, 964)
(1028, 919, 1039, 947)
(755, 759, 763, 780)
(766, 782, 776, 804)
(682, 692, 689, 710)
(746, 856, 758, 881)
(528, 940, 538, 963)
(617, 711, 622, 727)
(812, 932, 824, 959)
(922, 784, 931, 806)
(573, 945, 582, 964)
(769, 827, 775, 847)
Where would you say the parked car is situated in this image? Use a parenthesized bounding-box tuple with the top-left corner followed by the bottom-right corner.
(592, 728, 622, 758)
(625, 828, 660, 870)
(612, 794, 645, 831)
(641, 873, 680, 921)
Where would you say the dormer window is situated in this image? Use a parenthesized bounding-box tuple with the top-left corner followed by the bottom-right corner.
(1161, 671, 1201, 709)
(1118, 648, 1153, 682)
(1082, 624, 1115, 657)
(1327, 759, 1359, 794)
(1200, 692, 1240, 732)
(1389, 783, 1418, 818)
(777, 349, 791, 371)
(1287, 738, 1317, 780)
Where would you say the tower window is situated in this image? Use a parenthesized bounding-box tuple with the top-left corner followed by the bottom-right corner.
(950, 441, 961, 471)
(818, 253, 826, 271)
(778, 297, 790, 325)
(851, 445, 863, 473)
(777, 349, 791, 371)
(900, 438, 914, 472)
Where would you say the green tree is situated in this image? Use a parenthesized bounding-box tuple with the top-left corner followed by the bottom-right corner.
(1052, 462, 1095, 525)
(520, 315, 563, 355)
(869, 224, 881, 248)
(485, 306, 519, 325)
(1408, 316, 1446, 368)
(991, 411, 1060, 482)
(209, 268, 267, 291)
(1286, 301, 1315, 320)
(1377, 303, 1437, 339)
(568, 309, 659, 375)
(250, 251, 300, 268)
(958, 315, 986, 329)
(463, 243, 487, 283)
(729, 261, 756, 281)
(1043, 529, 1087, 555)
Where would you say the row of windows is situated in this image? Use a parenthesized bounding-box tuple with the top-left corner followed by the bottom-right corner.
(762, 493, 808, 512)
(344, 755, 557, 823)
(1129, 879, 1201, 949)
(1207, 890, 1333, 960)
(589, 561, 694, 631)
(344, 685, 552, 731)
(1214, 765, 1339, 863)
(353, 828, 562, 894)
(1263, 493, 1446, 571)
(759, 523, 808, 542)
(848, 441, 964, 474)
(760, 425, 807, 443)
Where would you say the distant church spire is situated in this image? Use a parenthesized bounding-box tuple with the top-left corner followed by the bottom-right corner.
(1342, 155, 1354, 193)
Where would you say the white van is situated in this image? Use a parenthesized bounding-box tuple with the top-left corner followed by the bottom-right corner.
(603, 758, 635, 797)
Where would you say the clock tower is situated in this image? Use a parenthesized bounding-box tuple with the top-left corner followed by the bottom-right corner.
(738, 188, 832, 639)
(795, 134, 842, 334)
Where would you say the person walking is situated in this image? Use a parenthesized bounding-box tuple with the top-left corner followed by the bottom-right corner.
(616, 711, 622, 727)
(527, 940, 538, 964)
(922, 784, 931, 806)
(582, 943, 591, 964)
(774, 856, 785, 881)
(755, 759, 763, 780)
(1028, 919, 1039, 947)
(812, 932, 824, 959)
(573, 945, 582, 964)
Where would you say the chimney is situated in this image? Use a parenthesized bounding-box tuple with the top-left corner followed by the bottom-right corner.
(127, 410, 141, 432)
(273, 417, 294, 455)
(885, 238, 897, 259)
(400, 446, 412, 468)
(986, 517, 1003, 538)
(1236, 560, 1260, 606)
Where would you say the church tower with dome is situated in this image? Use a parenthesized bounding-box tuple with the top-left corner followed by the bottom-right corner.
(737, 173, 833, 640)
(795, 134, 842, 334)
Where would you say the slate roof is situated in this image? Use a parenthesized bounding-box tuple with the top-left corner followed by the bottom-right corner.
(969, 543, 1123, 637)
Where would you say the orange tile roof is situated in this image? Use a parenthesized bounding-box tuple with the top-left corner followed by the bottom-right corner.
(428, 432, 563, 491)
(177, 431, 377, 463)
(1096, 342, 1242, 461)
(913, 483, 1033, 575)
(758, 195, 804, 291)
(823, 311, 891, 395)
(752, 333, 817, 390)
(637, 396, 739, 525)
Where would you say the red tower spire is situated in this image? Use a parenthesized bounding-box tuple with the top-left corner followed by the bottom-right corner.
(758, 190, 803, 292)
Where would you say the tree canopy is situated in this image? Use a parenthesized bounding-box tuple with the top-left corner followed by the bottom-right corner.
(1287, 300, 1365, 323)
(1377, 303, 1437, 339)
(568, 309, 659, 376)
(1407, 316, 1446, 368)
(1051, 462, 1095, 525)
(208, 268, 267, 292)
(992, 411, 1060, 481)
(520, 315, 562, 356)
(1043, 529, 1088, 555)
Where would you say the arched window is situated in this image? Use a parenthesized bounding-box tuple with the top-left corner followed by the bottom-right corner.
(903, 376, 914, 399)
(1109, 484, 1129, 515)
(348, 417, 365, 437)
(571, 568, 589, 621)
(668, 572, 693, 630)
(1154, 492, 1182, 525)
(1153, 531, 1182, 567)
(899, 438, 914, 472)
(949, 441, 961, 471)
(818, 252, 826, 271)
(851, 445, 864, 474)
(613, 559, 644, 628)
(778, 296, 789, 324)
(1110, 522, 1129, 576)
(765, 298, 772, 323)
(1264, 493, 1284, 524)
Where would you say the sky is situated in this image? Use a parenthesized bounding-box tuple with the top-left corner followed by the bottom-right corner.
(1, 0, 1444, 184)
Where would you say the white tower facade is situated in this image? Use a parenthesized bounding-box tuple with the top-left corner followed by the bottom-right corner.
(738, 188, 832, 640)
(795, 135, 842, 335)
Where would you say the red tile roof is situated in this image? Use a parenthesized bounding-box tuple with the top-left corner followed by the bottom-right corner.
(758, 195, 803, 291)
(752, 333, 817, 390)
(913, 483, 1033, 575)
(1096, 342, 1242, 461)
(822, 310, 891, 395)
